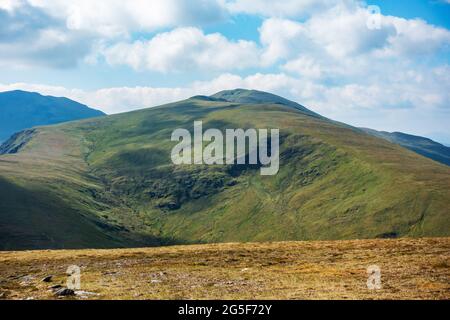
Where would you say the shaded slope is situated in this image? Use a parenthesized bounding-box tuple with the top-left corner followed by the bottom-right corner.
(0, 124, 184, 250)
(0, 90, 449, 249)
(361, 128, 450, 166)
(0, 90, 105, 142)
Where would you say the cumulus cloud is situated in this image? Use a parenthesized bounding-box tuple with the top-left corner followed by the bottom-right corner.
(259, 6, 450, 65)
(3, 63, 449, 112)
(256, 2, 450, 126)
(258, 18, 306, 65)
(225, 0, 340, 18)
(0, 74, 302, 114)
(0, 0, 228, 68)
(281, 57, 323, 79)
(2, 68, 449, 143)
(16, 0, 227, 36)
(0, 0, 449, 142)
(103, 27, 260, 72)
(0, 74, 299, 113)
(2, 0, 449, 73)
(376, 16, 450, 57)
(0, 3, 96, 68)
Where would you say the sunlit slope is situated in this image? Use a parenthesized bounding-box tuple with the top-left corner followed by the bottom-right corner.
(1, 238, 448, 300)
(1, 91, 449, 249)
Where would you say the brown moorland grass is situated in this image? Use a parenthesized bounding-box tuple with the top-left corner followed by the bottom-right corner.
(0, 237, 448, 300)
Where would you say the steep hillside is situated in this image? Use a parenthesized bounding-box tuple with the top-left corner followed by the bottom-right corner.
(361, 128, 450, 166)
(0, 89, 449, 250)
(0, 90, 105, 142)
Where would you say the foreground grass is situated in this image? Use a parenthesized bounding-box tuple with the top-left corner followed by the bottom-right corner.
(0, 238, 448, 300)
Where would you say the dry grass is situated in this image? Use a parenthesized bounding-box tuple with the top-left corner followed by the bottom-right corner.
(0, 238, 449, 300)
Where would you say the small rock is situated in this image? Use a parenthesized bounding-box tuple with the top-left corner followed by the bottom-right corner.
(49, 284, 62, 291)
(19, 275, 35, 286)
(74, 291, 98, 299)
(50, 284, 62, 288)
(42, 275, 53, 282)
(74, 290, 97, 296)
(54, 288, 75, 296)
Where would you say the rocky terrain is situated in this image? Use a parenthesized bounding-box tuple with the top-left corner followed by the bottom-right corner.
(0, 238, 448, 300)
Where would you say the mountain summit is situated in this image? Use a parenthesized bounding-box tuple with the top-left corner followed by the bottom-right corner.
(210, 89, 321, 117)
(0, 90, 105, 142)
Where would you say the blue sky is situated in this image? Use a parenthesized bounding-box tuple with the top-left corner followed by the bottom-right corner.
(370, 0, 450, 29)
(1, 0, 449, 144)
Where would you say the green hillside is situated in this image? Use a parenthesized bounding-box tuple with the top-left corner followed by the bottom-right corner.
(1, 90, 449, 250)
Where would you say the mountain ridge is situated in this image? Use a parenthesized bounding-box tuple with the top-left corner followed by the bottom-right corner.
(0, 89, 449, 250)
(210, 89, 322, 117)
(0, 90, 105, 143)
(361, 128, 450, 166)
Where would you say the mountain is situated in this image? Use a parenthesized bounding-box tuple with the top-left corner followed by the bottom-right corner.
(0, 89, 449, 250)
(361, 128, 450, 166)
(211, 89, 321, 117)
(0, 90, 105, 142)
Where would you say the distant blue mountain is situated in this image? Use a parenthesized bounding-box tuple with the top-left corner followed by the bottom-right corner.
(0, 90, 105, 142)
(361, 128, 450, 166)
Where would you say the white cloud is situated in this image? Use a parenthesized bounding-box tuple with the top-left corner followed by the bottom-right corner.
(0, 28, 94, 68)
(376, 16, 450, 57)
(0, 0, 22, 12)
(21, 0, 227, 36)
(259, 4, 450, 64)
(103, 27, 260, 72)
(3, 63, 448, 113)
(258, 18, 306, 65)
(256, 3, 450, 117)
(0, 82, 192, 113)
(0, 74, 303, 113)
(281, 56, 322, 78)
(2, 0, 449, 73)
(1, 65, 449, 142)
(305, 6, 397, 58)
(225, 0, 340, 18)
(0, 0, 449, 143)
(0, 0, 228, 68)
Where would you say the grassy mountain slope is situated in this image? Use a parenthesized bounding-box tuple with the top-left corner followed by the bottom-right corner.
(211, 89, 321, 117)
(361, 128, 450, 166)
(0, 90, 105, 142)
(0, 90, 449, 250)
